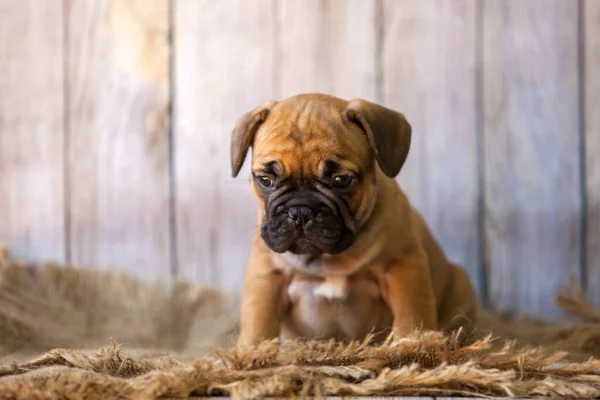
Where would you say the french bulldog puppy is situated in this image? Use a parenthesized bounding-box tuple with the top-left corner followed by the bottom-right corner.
(230, 93, 476, 348)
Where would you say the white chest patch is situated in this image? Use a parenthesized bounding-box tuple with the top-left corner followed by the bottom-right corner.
(312, 276, 349, 300)
(287, 276, 349, 301)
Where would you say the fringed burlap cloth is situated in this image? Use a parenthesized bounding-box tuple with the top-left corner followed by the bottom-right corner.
(2, 244, 600, 399)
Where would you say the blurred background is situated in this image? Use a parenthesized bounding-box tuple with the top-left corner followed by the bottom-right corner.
(0, 0, 597, 319)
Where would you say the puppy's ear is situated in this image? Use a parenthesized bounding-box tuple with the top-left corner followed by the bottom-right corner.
(231, 101, 278, 177)
(345, 99, 411, 178)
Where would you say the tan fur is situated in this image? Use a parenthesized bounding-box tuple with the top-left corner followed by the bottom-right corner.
(233, 93, 477, 348)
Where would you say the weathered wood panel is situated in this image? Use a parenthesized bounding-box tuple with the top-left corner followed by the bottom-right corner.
(483, 0, 581, 317)
(68, 0, 172, 279)
(381, 1, 482, 296)
(277, 0, 378, 101)
(174, 0, 275, 288)
(585, 0, 600, 304)
(0, 0, 66, 262)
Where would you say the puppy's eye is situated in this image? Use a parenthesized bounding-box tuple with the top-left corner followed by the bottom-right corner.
(332, 175, 354, 189)
(257, 175, 274, 188)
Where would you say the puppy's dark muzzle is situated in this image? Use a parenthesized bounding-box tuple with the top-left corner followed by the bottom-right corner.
(262, 190, 355, 255)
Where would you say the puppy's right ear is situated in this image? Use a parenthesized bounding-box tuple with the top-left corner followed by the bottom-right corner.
(345, 99, 411, 178)
(231, 101, 278, 178)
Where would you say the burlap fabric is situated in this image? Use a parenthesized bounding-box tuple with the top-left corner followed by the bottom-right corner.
(2, 243, 600, 399)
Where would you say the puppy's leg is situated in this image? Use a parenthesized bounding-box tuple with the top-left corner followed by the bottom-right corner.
(378, 252, 438, 336)
(238, 245, 285, 348)
(438, 264, 477, 344)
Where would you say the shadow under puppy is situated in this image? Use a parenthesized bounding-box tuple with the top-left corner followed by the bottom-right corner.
(231, 93, 476, 348)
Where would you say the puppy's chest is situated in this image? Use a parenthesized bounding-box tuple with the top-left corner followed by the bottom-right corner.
(285, 274, 379, 302)
(280, 271, 393, 342)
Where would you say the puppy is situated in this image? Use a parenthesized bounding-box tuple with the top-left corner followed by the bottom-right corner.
(231, 93, 476, 348)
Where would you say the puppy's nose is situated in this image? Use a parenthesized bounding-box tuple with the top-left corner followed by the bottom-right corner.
(288, 206, 314, 225)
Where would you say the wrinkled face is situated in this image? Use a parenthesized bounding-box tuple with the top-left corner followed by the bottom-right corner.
(250, 100, 378, 256)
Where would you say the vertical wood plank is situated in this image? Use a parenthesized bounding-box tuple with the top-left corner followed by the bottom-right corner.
(174, 0, 275, 288)
(585, 0, 600, 304)
(68, 0, 172, 279)
(381, 1, 482, 296)
(0, 0, 65, 262)
(277, 0, 378, 101)
(483, 0, 580, 317)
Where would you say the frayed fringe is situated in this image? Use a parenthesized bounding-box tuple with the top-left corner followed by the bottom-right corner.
(3, 331, 600, 399)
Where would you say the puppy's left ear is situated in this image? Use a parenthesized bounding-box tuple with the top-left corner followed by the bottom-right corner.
(231, 101, 278, 178)
(345, 99, 411, 178)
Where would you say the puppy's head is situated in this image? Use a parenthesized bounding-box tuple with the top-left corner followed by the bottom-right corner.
(231, 94, 411, 256)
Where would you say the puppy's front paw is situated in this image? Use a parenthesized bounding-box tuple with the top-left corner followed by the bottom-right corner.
(392, 315, 437, 338)
(236, 334, 262, 350)
(236, 330, 281, 351)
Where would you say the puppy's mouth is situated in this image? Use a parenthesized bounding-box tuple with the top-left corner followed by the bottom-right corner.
(260, 191, 356, 256)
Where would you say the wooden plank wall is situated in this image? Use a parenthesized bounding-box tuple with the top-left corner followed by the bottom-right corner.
(0, 0, 66, 263)
(0, 0, 598, 318)
(68, 0, 172, 280)
(483, 0, 582, 317)
(586, 0, 600, 306)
